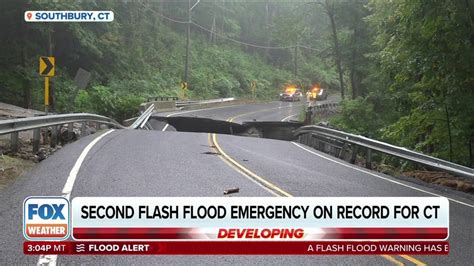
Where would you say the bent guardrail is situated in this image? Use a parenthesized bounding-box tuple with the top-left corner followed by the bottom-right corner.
(0, 113, 124, 153)
(294, 125, 474, 179)
(129, 104, 154, 130)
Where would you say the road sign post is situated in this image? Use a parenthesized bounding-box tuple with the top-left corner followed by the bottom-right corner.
(44, 77, 50, 107)
(39, 56, 55, 113)
(251, 81, 256, 99)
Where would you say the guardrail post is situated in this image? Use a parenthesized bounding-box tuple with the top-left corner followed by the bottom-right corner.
(96, 122, 101, 131)
(310, 136, 317, 148)
(81, 123, 87, 137)
(33, 128, 40, 153)
(339, 141, 349, 159)
(50, 126, 57, 148)
(301, 134, 307, 145)
(366, 148, 372, 169)
(11, 132, 19, 153)
(322, 141, 328, 153)
(67, 123, 74, 142)
(305, 134, 311, 146)
(350, 145, 358, 164)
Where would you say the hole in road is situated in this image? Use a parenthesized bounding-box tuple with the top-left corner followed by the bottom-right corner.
(149, 116, 303, 141)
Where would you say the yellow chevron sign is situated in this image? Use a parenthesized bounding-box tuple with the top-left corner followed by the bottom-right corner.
(39, 56, 55, 77)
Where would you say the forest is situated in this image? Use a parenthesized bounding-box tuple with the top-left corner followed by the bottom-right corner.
(0, 0, 473, 166)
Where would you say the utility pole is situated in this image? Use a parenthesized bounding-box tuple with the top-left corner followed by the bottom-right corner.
(184, 0, 201, 85)
(184, 0, 191, 84)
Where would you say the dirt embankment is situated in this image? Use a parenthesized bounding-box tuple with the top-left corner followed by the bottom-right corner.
(0, 102, 45, 118)
(371, 161, 473, 194)
(0, 154, 35, 190)
(403, 170, 474, 193)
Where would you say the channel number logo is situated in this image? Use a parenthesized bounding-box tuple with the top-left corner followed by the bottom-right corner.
(23, 197, 70, 240)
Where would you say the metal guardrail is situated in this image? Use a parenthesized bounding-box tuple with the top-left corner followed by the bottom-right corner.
(313, 102, 339, 111)
(176, 97, 235, 108)
(0, 113, 123, 135)
(0, 113, 124, 153)
(147, 96, 179, 102)
(175, 100, 198, 107)
(294, 125, 474, 179)
(145, 96, 235, 109)
(129, 104, 154, 129)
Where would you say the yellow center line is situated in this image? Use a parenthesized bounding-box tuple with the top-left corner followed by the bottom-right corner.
(399, 255, 427, 266)
(210, 103, 430, 265)
(211, 133, 292, 197)
(381, 255, 405, 266)
(212, 130, 407, 265)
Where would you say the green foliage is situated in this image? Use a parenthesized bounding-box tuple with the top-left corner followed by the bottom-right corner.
(326, 0, 474, 165)
(330, 0, 474, 165)
(75, 84, 144, 123)
(368, 0, 474, 165)
(331, 98, 382, 137)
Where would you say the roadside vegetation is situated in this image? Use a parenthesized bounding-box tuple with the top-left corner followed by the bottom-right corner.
(329, 0, 474, 167)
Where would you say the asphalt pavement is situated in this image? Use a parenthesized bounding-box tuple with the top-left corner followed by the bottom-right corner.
(0, 98, 472, 265)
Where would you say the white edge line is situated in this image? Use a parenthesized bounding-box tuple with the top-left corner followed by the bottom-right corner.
(292, 142, 474, 208)
(37, 129, 115, 266)
(62, 129, 115, 196)
(281, 113, 299, 122)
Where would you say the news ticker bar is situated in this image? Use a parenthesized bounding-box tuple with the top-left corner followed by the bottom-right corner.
(24, 197, 449, 241)
(24, 241, 449, 255)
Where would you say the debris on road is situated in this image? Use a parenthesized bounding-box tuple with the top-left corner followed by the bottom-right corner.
(223, 187, 240, 195)
(202, 151, 221, 155)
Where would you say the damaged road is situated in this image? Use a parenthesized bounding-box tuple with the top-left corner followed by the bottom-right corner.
(150, 116, 303, 141)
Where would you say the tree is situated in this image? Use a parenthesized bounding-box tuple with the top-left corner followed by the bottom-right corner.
(366, 0, 474, 165)
(322, 0, 345, 99)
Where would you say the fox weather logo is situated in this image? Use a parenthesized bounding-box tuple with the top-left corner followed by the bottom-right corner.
(23, 197, 70, 240)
